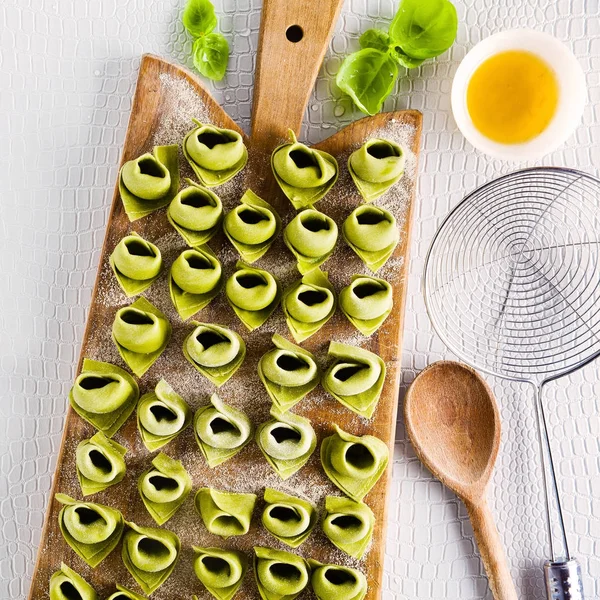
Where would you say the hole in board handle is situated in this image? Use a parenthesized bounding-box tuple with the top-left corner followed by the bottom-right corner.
(286, 25, 304, 43)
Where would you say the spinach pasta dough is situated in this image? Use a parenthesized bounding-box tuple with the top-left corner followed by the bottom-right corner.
(56, 493, 124, 568)
(283, 208, 338, 274)
(76, 431, 127, 496)
(343, 205, 399, 272)
(322, 341, 386, 418)
(169, 246, 223, 320)
(119, 144, 179, 221)
(262, 488, 317, 548)
(183, 121, 248, 187)
(322, 496, 375, 559)
(192, 546, 248, 600)
(321, 425, 389, 502)
(106, 585, 146, 600)
(49, 563, 98, 600)
(223, 190, 281, 263)
(122, 522, 180, 595)
(256, 407, 316, 480)
(282, 269, 336, 342)
(253, 546, 310, 600)
(309, 560, 367, 600)
(112, 296, 171, 377)
(271, 130, 339, 209)
(195, 488, 257, 538)
(225, 262, 281, 331)
(138, 452, 192, 525)
(137, 378, 192, 451)
(339, 275, 393, 336)
(194, 393, 253, 467)
(69, 358, 139, 438)
(168, 180, 224, 247)
(183, 322, 246, 386)
(348, 138, 405, 203)
(258, 334, 320, 412)
(110, 232, 162, 297)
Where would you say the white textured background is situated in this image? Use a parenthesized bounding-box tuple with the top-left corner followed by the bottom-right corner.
(1, 0, 600, 598)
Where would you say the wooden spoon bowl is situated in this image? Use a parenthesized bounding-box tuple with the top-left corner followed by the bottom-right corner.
(405, 361, 517, 600)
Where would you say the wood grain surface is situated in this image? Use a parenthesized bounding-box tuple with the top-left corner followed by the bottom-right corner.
(28, 37, 421, 600)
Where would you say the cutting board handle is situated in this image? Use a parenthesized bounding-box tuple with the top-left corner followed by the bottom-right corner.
(250, 0, 345, 149)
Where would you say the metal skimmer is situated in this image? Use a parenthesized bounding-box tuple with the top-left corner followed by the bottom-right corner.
(423, 167, 600, 600)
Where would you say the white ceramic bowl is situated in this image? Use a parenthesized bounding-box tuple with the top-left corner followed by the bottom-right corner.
(451, 29, 586, 161)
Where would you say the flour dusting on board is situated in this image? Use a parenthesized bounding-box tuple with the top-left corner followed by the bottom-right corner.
(39, 66, 420, 600)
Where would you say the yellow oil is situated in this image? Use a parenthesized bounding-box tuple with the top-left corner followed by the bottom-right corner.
(466, 50, 559, 144)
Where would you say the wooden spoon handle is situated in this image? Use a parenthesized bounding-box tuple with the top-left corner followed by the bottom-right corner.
(250, 0, 345, 148)
(466, 499, 518, 600)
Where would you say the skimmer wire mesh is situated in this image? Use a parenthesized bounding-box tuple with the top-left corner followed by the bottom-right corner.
(424, 167, 600, 384)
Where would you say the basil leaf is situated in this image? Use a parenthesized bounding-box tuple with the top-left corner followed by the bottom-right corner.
(336, 48, 399, 116)
(183, 0, 218, 38)
(193, 33, 229, 81)
(359, 29, 392, 53)
(389, 0, 457, 60)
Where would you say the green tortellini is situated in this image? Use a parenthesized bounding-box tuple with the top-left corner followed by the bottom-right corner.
(193, 546, 248, 600)
(262, 488, 317, 548)
(253, 546, 310, 600)
(121, 521, 181, 595)
(339, 275, 393, 336)
(282, 269, 336, 343)
(258, 334, 320, 412)
(322, 496, 375, 559)
(343, 205, 399, 272)
(271, 130, 339, 209)
(183, 322, 246, 386)
(225, 262, 281, 331)
(49, 563, 98, 600)
(309, 560, 367, 600)
(223, 190, 281, 263)
(321, 425, 389, 502)
(137, 378, 192, 451)
(183, 121, 248, 187)
(76, 431, 127, 496)
(106, 585, 147, 600)
(283, 209, 338, 274)
(322, 341, 386, 418)
(256, 407, 316, 480)
(348, 138, 405, 203)
(194, 393, 253, 467)
(119, 145, 179, 221)
(168, 179, 224, 247)
(112, 296, 172, 377)
(56, 493, 124, 568)
(138, 452, 192, 525)
(109, 232, 162, 297)
(195, 487, 257, 538)
(169, 246, 223, 320)
(69, 358, 139, 438)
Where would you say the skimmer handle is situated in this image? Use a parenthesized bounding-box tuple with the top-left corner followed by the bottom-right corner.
(545, 559, 585, 600)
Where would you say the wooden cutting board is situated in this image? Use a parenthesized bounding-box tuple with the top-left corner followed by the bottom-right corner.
(28, 1, 422, 598)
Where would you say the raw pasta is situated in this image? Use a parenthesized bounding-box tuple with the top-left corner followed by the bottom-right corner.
(309, 560, 367, 600)
(137, 378, 192, 451)
(195, 488, 257, 538)
(271, 130, 338, 209)
(192, 546, 248, 600)
(322, 496, 374, 559)
(49, 563, 98, 600)
(320, 425, 389, 502)
(69, 358, 139, 438)
(256, 407, 316, 480)
(183, 121, 247, 187)
(194, 393, 254, 467)
(56, 493, 124, 568)
(109, 232, 162, 297)
(339, 275, 393, 336)
(119, 145, 179, 221)
(253, 546, 310, 600)
(112, 296, 171, 377)
(183, 322, 246, 387)
(138, 452, 192, 525)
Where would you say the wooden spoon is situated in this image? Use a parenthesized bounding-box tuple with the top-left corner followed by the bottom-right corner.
(404, 361, 517, 600)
